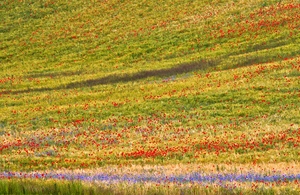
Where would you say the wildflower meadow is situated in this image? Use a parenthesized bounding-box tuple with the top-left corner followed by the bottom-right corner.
(1, 0, 300, 194)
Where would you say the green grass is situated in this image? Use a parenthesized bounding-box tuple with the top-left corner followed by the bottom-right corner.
(1, 179, 299, 195)
(0, 179, 114, 195)
(0, 0, 300, 193)
(1, 57, 299, 170)
(1, 0, 299, 90)
(1, 0, 300, 169)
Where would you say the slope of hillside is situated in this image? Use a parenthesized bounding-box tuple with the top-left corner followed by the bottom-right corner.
(0, 1, 300, 193)
(1, 0, 299, 91)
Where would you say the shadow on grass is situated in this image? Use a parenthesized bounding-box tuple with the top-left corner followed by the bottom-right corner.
(25, 70, 83, 79)
(66, 59, 217, 88)
(4, 59, 218, 94)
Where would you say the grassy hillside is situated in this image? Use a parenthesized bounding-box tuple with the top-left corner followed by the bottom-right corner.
(1, 0, 300, 184)
(2, 0, 299, 89)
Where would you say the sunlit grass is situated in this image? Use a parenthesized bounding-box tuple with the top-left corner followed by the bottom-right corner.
(0, 178, 299, 195)
(1, 0, 300, 194)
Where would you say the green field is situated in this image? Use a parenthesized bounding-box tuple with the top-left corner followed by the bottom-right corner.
(1, 0, 300, 194)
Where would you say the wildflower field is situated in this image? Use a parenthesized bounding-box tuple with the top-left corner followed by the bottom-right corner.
(1, 0, 300, 194)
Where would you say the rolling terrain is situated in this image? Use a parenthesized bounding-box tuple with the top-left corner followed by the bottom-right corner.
(1, 0, 300, 194)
